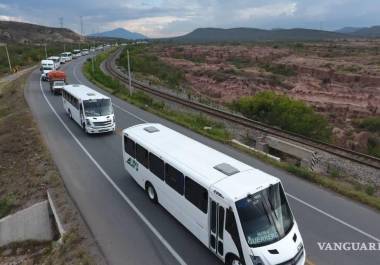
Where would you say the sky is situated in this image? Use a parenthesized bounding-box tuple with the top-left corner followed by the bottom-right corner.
(0, 0, 379, 38)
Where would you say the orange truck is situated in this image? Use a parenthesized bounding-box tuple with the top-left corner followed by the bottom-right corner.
(47, 71, 67, 94)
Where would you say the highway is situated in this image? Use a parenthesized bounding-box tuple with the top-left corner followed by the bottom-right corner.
(24, 54, 380, 265)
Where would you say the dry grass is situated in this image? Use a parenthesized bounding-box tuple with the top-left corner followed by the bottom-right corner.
(0, 74, 104, 264)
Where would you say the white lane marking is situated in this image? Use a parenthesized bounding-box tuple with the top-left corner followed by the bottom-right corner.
(287, 193, 380, 242)
(39, 78, 187, 265)
(72, 56, 380, 243)
(73, 59, 148, 123)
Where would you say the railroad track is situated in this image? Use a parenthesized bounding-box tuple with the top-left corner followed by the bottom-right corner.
(104, 48, 380, 170)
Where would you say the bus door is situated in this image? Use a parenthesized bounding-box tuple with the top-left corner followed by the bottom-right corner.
(209, 192, 226, 260)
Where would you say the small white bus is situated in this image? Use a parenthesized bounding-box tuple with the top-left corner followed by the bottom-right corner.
(122, 123, 305, 265)
(60, 52, 72, 63)
(62, 84, 116, 134)
(47, 56, 61, 70)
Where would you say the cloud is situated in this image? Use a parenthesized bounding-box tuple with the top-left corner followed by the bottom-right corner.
(239, 2, 297, 20)
(1, 0, 380, 37)
(0, 15, 24, 22)
(110, 16, 190, 37)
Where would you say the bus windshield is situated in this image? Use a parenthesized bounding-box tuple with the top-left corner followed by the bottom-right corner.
(83, 98, 113, 117)
(235, 183, 294, 248)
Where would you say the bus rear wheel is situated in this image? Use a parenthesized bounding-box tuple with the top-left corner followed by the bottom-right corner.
(146, 183, 157, 203)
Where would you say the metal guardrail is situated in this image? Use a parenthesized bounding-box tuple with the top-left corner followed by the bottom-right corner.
(104, 48, 380, 170)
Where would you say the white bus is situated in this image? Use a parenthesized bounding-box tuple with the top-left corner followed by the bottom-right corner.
(47, 56, 61, 70)
(40, 59, 55, 81)
(60, 52, 72, 63)
(122, 124, 305, 265)
(72, 49, 82, 58)
(62, 84, 116, 134)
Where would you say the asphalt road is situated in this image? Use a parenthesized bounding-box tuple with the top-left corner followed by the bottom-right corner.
(24, 54, 380, 265)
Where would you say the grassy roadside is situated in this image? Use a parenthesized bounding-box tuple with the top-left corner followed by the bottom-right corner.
(0, 73, 103, 264)
(83, 49, 380, 212)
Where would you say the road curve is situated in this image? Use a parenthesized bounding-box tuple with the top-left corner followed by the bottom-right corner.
(24, 55, 380, 265)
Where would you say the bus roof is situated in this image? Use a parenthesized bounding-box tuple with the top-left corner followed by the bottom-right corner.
(63, 84, 110, 101)
(123, 123, 279, 201)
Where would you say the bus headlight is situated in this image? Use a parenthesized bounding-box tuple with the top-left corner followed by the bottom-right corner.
(86, 119, 91, 126)
(250, 255, 264, 265)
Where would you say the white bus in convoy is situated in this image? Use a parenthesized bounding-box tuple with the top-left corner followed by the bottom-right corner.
(122, 124, 305, 265)
(47, 56, 61, 70)
(40, 59, 55, 81)
(72, 49, 82, 58)
(60, 52, 72, 63)
(62, 84, 116, 134)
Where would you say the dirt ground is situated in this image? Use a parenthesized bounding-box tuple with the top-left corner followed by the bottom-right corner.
(0, 74, 107, 264)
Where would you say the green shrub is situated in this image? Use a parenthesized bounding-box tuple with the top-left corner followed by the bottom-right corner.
(231, 91, 332, 141)
(0, 195, 14, 218)
(259, 63, 296, 76)
(356, 116, 380, 133)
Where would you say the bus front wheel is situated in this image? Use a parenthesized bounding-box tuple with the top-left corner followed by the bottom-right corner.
(146, 182, 158, 203)
(226, 255, 242, 265)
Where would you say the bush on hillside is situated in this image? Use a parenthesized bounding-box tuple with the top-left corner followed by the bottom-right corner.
(231, 91, 332, 141)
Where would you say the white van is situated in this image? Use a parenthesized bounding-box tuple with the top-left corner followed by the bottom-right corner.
(62, 84, 116, 134)
(122, 123, 305, 265)
(40, 59, 55, 81)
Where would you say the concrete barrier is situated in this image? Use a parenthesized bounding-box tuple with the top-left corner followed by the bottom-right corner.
(0, 200, 53, 247)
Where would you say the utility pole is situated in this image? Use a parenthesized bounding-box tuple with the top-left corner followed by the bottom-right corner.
(1, 43, 12, 72)
(127, 49, 132, 95)
(44, 44, 47, 58)
(91, 42, 95, 72)
(59, 17, 63, 28)
(63, 43, 66, 52)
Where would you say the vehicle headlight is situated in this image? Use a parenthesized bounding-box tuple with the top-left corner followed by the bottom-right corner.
(250, 255, 264, 265)
(86, 118, 91, 126)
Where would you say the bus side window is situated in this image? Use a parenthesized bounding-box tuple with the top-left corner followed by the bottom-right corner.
(136, 143, 149, 168)
(165, 164, 184, 195)
(185, 177, 208, 213)
(149, 153, 164, 180)
(124, 136, 136, 158)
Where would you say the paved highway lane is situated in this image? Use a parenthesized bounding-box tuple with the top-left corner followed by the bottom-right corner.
(25, 55, 380, 265)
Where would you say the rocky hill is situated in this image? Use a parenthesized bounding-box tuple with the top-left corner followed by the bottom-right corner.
(169, 27, 348, 43)
(0, 21, 84, 43)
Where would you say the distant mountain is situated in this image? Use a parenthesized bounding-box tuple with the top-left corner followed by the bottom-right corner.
(89, 28, 147, 40)
(336, 27, 365, 34)
(336, 26, 380, 37)
(169, 27, 348, 43)
(350, 26, 380, 37)
(0, 21, 83, 43)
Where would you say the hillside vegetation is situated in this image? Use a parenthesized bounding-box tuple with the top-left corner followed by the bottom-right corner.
(118, 45, 185, 89)
(0, 21, 82, 43)
(0, 43, 89, 75)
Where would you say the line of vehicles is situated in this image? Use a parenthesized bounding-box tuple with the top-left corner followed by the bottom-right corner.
(41, 54, 305, 265)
